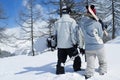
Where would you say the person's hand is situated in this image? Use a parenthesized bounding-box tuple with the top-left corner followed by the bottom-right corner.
(80, 48, 85, 55)
(73, 44, 78, 48)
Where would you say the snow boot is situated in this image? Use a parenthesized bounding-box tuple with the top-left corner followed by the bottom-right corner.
(56, 65, 65, 74)
(73, 56, 81, 72)
(84, 75, 92, 79)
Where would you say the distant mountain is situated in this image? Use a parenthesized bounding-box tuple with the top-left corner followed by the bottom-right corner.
(0, 20, 49, 56)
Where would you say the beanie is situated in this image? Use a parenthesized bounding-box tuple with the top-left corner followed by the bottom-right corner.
(62, 6, 71, 14)
(91, 5, 96, 14)
(62, 6, 67, 13)
(86, 5, 96, 15)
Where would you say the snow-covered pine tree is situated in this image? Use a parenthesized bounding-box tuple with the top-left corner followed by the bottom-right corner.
(0, 4, 12, 46)
(17, 0, 45, 56)
(111, 0, 120, 37)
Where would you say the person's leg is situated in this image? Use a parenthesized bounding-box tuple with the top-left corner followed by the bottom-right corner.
(56, 48, 67, 74)
(97, 47, 107, 75)
(85, 50, 96, 78)
(68, 48, 81, 71)
(73, 56, 81, 71)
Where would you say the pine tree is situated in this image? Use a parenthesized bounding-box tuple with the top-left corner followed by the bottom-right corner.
(17, 0, 44, 56)
(0, 4, 8, 44)
(111, 0, 120, 38)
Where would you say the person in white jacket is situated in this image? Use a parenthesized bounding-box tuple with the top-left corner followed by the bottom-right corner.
(52, 6, 84, 74)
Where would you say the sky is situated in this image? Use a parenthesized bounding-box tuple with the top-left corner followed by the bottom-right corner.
(0, 0, 22, 28)
(0, 0, 83, 28)
(0, 0, 56, 28)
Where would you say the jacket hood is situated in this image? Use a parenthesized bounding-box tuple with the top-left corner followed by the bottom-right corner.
(82, 16, 96, 27)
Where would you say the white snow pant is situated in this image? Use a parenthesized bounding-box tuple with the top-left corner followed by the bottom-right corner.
(85, 47, 107, 77)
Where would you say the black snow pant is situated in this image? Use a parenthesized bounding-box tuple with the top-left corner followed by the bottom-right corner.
(56, 47, 81, 74)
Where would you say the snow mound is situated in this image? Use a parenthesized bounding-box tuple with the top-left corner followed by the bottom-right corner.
(53, 73, 84, 80)
(107, 36, 120, 44)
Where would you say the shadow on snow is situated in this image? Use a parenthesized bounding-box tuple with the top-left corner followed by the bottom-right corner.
(15, 62, 56, 75)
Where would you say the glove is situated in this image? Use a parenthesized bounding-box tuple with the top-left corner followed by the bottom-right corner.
(73, 44, 78, 48)
(104, 25, 108, 29)
(80, 48, 85, 55)
(98, 19, 105, 30)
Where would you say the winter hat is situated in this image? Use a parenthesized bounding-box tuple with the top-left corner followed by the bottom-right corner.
(88, 5, 99, 21)
(86, 5, 96, 15)
(91, 5, 96, 14)
(62, 6, 71, 14)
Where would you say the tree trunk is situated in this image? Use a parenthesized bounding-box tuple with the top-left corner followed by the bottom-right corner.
(30, 0, 35, 56)
(60, 0, 63, 17)
(86, 0, 89, 5)
(112, 0, 115, 39)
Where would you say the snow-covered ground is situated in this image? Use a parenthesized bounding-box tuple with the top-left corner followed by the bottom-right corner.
(0, 38, 120, 80)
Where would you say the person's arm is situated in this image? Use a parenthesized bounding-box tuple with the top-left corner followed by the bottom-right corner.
(77, 26, 85, 54)
(77, 27, 85, 48)
(70, 20, 78, 46)
(51, 23, 57, 46)
(52, 23, 57, 36)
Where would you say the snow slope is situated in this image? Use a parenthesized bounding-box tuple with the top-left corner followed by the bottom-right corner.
(0, 39, 120, 80)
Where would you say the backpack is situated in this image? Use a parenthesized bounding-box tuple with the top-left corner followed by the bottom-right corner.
(47, 35, 57, 48)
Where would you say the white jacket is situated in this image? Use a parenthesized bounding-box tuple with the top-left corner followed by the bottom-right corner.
(53, 14, 78, 48)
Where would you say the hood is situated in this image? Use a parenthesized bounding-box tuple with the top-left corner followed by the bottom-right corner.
(81, 16, 96, 28)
